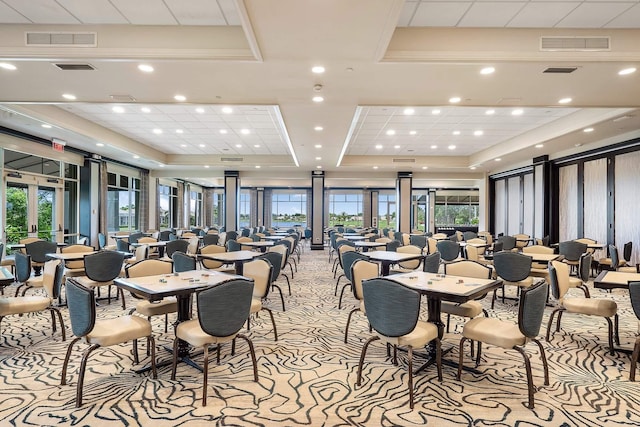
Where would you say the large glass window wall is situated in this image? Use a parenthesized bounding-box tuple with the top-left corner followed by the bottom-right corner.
(107, 173, 140, 232)
(272, 190, 307, 228)
(434, 190, 479, 228)
(328, 190, 363, 227)
(158, 183, 178, 229)
(239, 189, 251, 228)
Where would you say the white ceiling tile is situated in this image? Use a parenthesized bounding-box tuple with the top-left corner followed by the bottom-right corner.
(164, 0, 227, 25)
(508, 3, 579, 27)
(411, 2, 472, 26)
(556, 3, 635, 27)
(458, 2, 526, 27)
(217, 0, 241, 25)
(604, 3, 640, 27)
(56, 0, 127, 24)
(3, 0, 79, 24)
(397, 1, 419, 27)
(109, 0, 177, 25)
(0, 1, 30, 23)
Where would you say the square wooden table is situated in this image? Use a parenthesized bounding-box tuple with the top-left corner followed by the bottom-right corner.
(594, 270, 640, 290)
(197, 250, 261, 275)
(363, 250, 424, 276)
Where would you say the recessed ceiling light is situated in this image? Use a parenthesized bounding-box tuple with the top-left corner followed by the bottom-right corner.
(315, 157, 322, 160)
(222, 106, 233, 114)
(558, 97, 572, 104)
(138, 64, 154, 73)
(62, 93, 76, 100)
(535, 144, 544, 148)
(41, 124, 52, 128)
(512, 109, 524, 116)
(240, 129, 250, 135)
(96, 143, 104, 147)
(495, 158, 502, 162)
(474, 130, 484, 136)
(174, 95, 186, 102)
(375, 144, 383, 149)
(583, 127, 594, 133)
(315, 144, 322, 148)
(452, 130, 461, 136)
(316, 165, 322, 169)
(619, 67, 636, 76)
(255, 165, 261, 169)
(485, 109, 495, 115)
(449, 96, 461, 104)
(133, 155, 140, 159)
(373, 166, 379, 169)
(235, 144, 242, 148)
(386, 129, 395, 136)
(470, 166, 477, 170)
(312, 96, 324, 103)
(480, 67, 495, 75)
(112, 106, 125, 113)
(199, 144, 205, 148)
(394, 145, 401, 149)
(176, 129, 183, 134)
(409, 130, 417, 135)
(314, 126, 323, 131)
(432, 109, 441, 115)
(430, 145, 438, 149)
(0, 63, 17, 70)
(204, 165, 210, 168)
(219, 129, 228, 134)
(180, 144, 187, 148)
(196, 107, 205, 114)
(141, 107, 151, 113)
(152, 128, 163, 134)
(254, 144, 261, 148)
(403, 108, 415, 115)
(448, 145, 456, 150)
(158, 164, 165, 168)
(422, 166, 428, 170)
(312, 66, 325, 74)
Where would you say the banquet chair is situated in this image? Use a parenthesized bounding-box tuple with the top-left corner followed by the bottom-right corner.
(126, 259, 176, 333)
(394, 244, 423, 272)
(423, 252, 441, 273)
(457, 281, 549, 409)
(198, 244, 235, 273)
(522, 245, 555, 281)
(600, 242, 635, 272)
(629, 281, 640, 381)
(61, 278, 156, 407)
(443, 260, 492, 333)
(357, 277, 442, 409)
(513, 233, 531, 250)
(202, 234, 219, 246)
(436, 240, 460, 263)
(25, 240, 58, 276)
(409, 235, 427, 251)
(81, 250, 126, 308)
(337, 251, 368, 309)
(497, 235, 516, 251)
(558, 240, 587, 274)
(546, 260, 618, 355)
(268, 244, 292, 295)
(61, 244, 95, 278)
(164, 239, 189, 259)
(243, 258, 278, 341)
(258, 251, 286, 311)
(137, 236, 159, 257)
(344, 259, 379, 343)
(170, 278, 258, 406)
(568, 252, 592, 297)
(172, 251, 196, 272)
(491, 251, 534, 308)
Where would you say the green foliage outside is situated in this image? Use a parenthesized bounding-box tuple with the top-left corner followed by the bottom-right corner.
(5, 187, 54, 246)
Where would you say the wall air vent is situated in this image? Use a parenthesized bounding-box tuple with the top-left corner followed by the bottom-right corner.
(26, 32, 97, 47)
(543, 67, 577, 74)
(221, 157, 243, 162)
(53, 63, 95, 71)
(540, 36, 609, 51)
(392, 158, 415, 163)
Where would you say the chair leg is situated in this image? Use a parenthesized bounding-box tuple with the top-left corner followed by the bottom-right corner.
(475, 341, 482, 367)
(48, 307, 66, 341)
(614, 314, 620, 345)
(334, 275, 344, 296)
(445, 314, 451, 333)
(457, 337, 467, 380)
(148, 335, 157, 379)
(344, 308, 358, 343)
(546, 308, 560, 341)
(435, 338, 442, 381)
(605, 317, 615, 356)
(514, 345, 535, 409)
(532, 338, 549, 386)
(630, 338, 640, 381)
(556, 311, 564, 333)
(76, 344, 100, 407)
(202, 345, 209, 406)
(580, 285, 590, 298)
(133, 338, 140, 364)
(272, 284, 286, 311)
(263, 308, 278, 341)
(408, 345, 414, 409)
(236, 334, 259, 382)
(120, 288, 126, 310)
(61, 337, 82, 385)
(170, 337, 180, 380)
(356, 336, 379, 386)
(338, 284, 351, 309)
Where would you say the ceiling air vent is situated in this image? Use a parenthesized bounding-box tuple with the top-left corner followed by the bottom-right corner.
(221, 157, 243, 162)
(26, 32, 97, 47)
(53, 63, 95, 71)
(543, 67, 577, 74)
(392, 158, 415, 163)
(540, 36, 609, 52)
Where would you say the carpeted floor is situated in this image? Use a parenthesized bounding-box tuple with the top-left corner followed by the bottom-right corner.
(0, 247, 638, 426)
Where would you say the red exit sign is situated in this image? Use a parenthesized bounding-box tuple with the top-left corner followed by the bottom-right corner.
(52, 139, 65, 152)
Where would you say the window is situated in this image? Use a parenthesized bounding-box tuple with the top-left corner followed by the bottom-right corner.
(189, 190, 203, 227)
(411, 190, 429, 232)
(328, 190, 363, 227)
(272, 190, 307, 228)
(211, 188, 224, 227)
(434, 190, 479, 227)
(239, 190, 251, 228)
(158, 184, 178, 229)
(107, 172, 140, 232)
(378, 190, 396, 230)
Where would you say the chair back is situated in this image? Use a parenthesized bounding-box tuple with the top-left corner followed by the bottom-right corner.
(548, 260, 570, 300)
(226, 239, 241, 252)
(498, 235, 516, 251)
(518, 281, 549, 338)
(259, 251, 282, 283)
(137, 236, 157, 244)
(558, 240, 587, 262)
(351, 259, 379, 301)
(268, 244, 289, 269)
(478, 231, 493, 245)
(225, 231, 239, 241)
(84, 251, 125, 282)
(172, 252, 196, 272)
(25, 240, 58, 263)
(492, 241, 504, 252)
(608, 244, 620, 269)
(427, 237, 438, 255)
(197, 279, 254, 337)
(409, 235, 427, 250)
(464, 244, 481, 262)
(578, 252, 592, 282)
(202, 234, 219, 246)
(397, 245, 422, 270)
(126, 258, 173, 278)
(199, 244, 226, 269)
(342, 251, 368, 282)
(386, 240, 401, 252)
(98, 233, 107, 249)
(116, 239, 130, 252)
(463, 231, 477, 241)
(362, 278, 420, 338)
(158, 230, 173, 241)
(493, 251, 531, 282)
(132, 244, 149, 262)
(629, 281, 640, 321)
(187, 236, 200, 255)
(436, 240, 460, 261)
(241, 228, 251, 237)
(623, 241, 633, 263)
(444, 260, 491, 279)
(14, 252, 31, 282)
(423, 252, 441, 273)
(165, 239, 189, 258)
(65, 279, 96, 337)
(41, 259, 63, 299)
(243, 258, 273, 299)
(523, 245, 554, 255)
(62, 244, 95, 269)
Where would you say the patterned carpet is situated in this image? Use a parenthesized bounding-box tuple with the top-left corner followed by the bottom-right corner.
(0, 247, 639, 426)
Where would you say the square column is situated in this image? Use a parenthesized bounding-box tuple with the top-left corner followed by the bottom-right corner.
(310, 171, 325, 250)
(224, 171, 240, 231)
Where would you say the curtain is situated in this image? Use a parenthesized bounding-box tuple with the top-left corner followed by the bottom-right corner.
(99, 160, 108, 236)
(176, 181, 184, 229)
(139, 170, 149, 232)
(203, 188, 214, 227)
(264, 188, 272, 228)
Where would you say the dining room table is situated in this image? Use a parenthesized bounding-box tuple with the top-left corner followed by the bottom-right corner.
(113, 269, 244, 372)
(0, 266, 14, 294)
(363, 250, 424, 276)
(239, 240, 275, 252)
(354, 241, 386, 252)
(197, 250, 261, 275)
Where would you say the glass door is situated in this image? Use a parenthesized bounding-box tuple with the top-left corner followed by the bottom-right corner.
(5, 180, 61, 246)
(5, 184, 29, 245)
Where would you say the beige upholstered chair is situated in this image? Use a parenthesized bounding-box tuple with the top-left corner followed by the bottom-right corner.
(62, 278, 156, 407)
(513, 233, 531, 250)
(465, 244, 490, 266)
(137, 236, 159, 257)
(243, 258, 278, 341)
(61, 244, 95, 278)
(126, 259, 176, 333)
(457, 281, 549, 409)
(395, 245, 423, 271)
(237, 236, 254, 251)
(491, 251, 535, 308)
(443, 260, 492, 333)
(546, 260, 618, 355)
(522, 245, 554, 281)
(0, 259, 65, 341)
(344, 259, 379, 343)
(198, 244, 234, 273)
(186, 236, 200, 255)
(427, 237, 438, 255)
